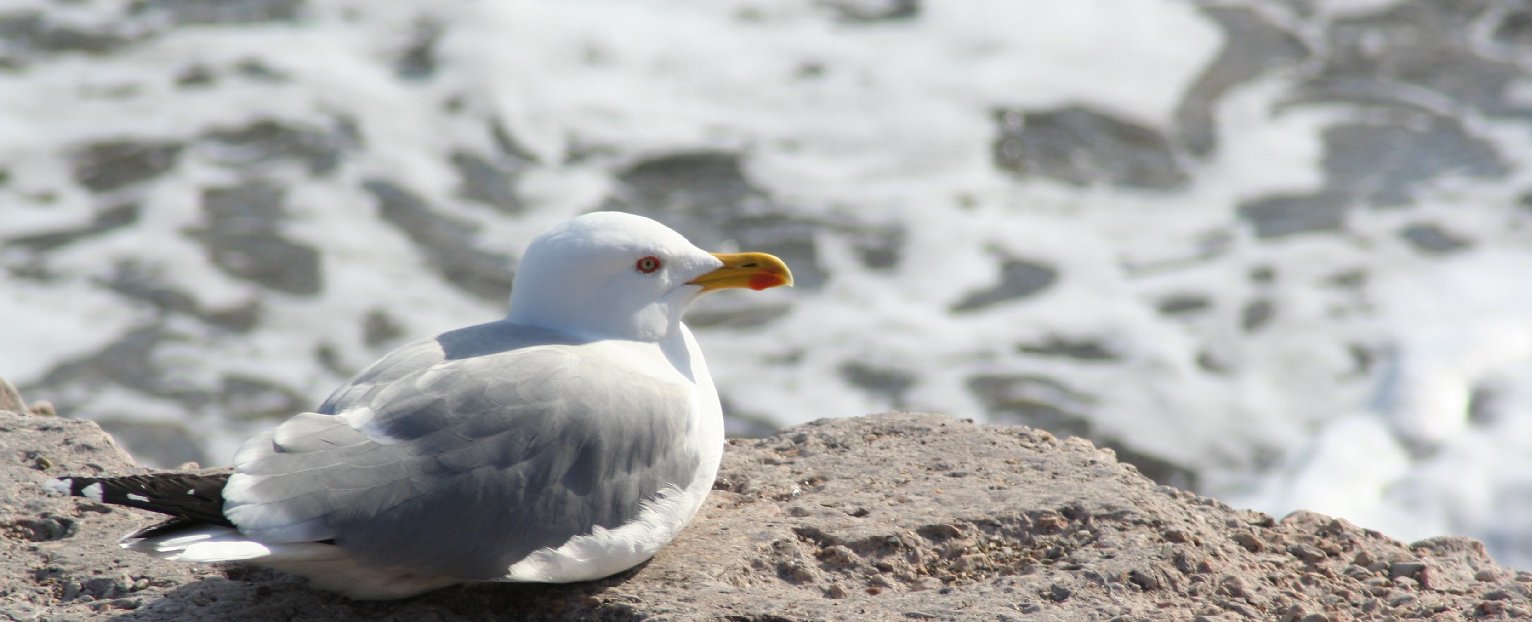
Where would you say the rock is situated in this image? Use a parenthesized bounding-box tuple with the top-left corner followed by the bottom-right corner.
(185, 179, 323, 296)
(71, 139, 185, 193)
(361, 179, 517, 302)
(948, 256, 1058, 313)
(991, 105, 1190, 190)
(0, 376, 24, 413)
(2, 392, 1530, 620)
(1399, 222, 1473, 255)
(199, 118, 352, 175)
(132, 0, 306, 27)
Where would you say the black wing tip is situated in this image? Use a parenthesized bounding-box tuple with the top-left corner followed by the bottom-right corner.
(44, 472, 235, 528)
(123, 516, 208, 541)
(43, 476, 117, 502)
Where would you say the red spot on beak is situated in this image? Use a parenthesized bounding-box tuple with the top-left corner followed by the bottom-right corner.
(749, 274, 782, 291)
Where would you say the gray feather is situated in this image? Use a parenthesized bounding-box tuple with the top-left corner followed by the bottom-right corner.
(224, 319, 700, 579)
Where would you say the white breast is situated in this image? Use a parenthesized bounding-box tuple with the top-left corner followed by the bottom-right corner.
(501, 326, 724, 583)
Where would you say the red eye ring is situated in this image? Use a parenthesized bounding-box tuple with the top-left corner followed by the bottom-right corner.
(635, 255, 662, 274)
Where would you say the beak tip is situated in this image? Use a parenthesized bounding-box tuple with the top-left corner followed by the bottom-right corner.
(696, 251, 793, 292)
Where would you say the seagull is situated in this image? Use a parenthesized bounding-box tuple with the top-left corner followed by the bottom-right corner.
(44, 211, 792, 599)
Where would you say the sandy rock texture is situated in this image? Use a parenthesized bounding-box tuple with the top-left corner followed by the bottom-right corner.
(2, 384, 1529, 620)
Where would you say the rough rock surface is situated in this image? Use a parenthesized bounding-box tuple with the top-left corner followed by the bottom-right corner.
(2, 388, 1529, 620)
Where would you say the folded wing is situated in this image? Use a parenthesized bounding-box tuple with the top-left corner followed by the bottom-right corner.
(223, 320, 701, 580)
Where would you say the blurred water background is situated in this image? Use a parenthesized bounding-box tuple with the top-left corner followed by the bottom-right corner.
(4, 0, 1532, 568)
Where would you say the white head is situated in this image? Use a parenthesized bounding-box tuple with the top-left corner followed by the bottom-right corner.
(507, 212, 792, 341)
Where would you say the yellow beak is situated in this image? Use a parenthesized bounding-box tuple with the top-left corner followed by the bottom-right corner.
(688, 252, 794, 292)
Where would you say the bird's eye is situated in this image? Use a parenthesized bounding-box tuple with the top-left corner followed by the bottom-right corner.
(635, 255, 662, 274)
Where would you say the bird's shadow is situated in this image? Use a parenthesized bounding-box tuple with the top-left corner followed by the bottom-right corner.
(107, 561, 653, 621)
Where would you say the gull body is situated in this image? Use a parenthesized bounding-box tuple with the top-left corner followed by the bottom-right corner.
(45, 212, 792, 599)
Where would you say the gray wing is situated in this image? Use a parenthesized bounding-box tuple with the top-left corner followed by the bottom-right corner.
(223, 320, 701, 580)
(314, 320, 583, 416)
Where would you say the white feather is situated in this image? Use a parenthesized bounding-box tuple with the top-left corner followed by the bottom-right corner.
(42, 478, 73, 496)
(503, 326, 724, 582)
(123, 524, 329, 564)
(120, 525, 458, 599)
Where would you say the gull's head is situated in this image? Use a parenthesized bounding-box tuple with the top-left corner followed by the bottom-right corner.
(507, 211, 792, 341)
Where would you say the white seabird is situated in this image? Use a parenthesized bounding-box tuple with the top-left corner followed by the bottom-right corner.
(43, 211, 793, 599)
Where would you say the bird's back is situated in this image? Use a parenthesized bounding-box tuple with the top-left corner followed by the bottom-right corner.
(224, 319, 709, 580)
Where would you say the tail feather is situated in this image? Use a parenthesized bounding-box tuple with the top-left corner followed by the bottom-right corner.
(44, 472, 233, 527)
(124, 516, 214, 541)
(42, 472, 420, 596)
